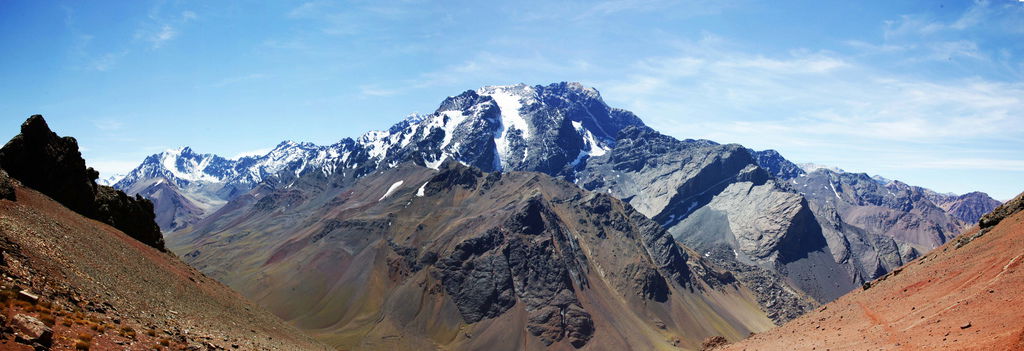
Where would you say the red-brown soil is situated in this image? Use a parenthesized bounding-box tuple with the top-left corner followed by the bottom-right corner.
(0, 180, 329, 350)
(722, 208, 1024, 351)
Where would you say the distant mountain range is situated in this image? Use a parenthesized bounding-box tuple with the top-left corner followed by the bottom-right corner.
(111, 82, 1002, 349)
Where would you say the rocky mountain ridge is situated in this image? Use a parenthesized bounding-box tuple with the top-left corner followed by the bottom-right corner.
(117, 82, 1000, 313)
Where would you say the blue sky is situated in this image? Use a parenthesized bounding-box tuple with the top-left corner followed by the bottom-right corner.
(0, 0, 1022, 199)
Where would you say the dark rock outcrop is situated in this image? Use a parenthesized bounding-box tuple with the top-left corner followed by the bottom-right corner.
(979, 192, 1024, 229)
(435, 197, 595, 347)
(0, 115, 164, 250)
(0, 115, 97, 215)
(94, 186, 165, 250)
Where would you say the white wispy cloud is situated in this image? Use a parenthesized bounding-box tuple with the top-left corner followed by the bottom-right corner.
(86, 159, 143, 177)
(93, 119, 124, 131)
(137, 5, 198, 49)
(145, 25, 178, 48)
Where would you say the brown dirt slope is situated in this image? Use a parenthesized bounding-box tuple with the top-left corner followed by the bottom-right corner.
(721, 191, 1024, 351)
(0, 175, 330, 350)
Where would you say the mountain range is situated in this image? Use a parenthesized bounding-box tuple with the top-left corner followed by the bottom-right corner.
(107, 82, 1003, 349)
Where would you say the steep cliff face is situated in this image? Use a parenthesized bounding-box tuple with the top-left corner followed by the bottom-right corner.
(169, 162, 775, 350)
(0, 115, 164, 250)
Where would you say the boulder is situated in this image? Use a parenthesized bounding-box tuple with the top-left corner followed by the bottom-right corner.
(12, 314, 52, 347)
(0, 169, 14, 201)
(700, 335, 729, 350)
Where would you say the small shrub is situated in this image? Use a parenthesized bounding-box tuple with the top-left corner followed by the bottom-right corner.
(77, 333, 93, 342)
(146, 328, 157, 337)
(74, 340, 91, 350)
(159, 338, 170, 346)
(39, 313, 55, 326)
(0, 290, 15, 302)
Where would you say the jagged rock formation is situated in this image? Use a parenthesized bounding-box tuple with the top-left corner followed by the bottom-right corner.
(0, 115, 99, 216)
(0, 115, 163, 250)
(169, 161, 775, 350)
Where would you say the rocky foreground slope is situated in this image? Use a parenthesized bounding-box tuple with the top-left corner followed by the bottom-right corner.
(721, 191, 1024, 351)
(169, 161, 777, 350)
(0, 116, 329, 350)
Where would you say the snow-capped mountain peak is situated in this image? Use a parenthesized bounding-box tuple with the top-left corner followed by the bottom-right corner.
(96, 173, 126, 186)
(115, 82, 646, 216)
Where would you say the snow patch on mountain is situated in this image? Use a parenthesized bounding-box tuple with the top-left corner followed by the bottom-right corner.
(798, 163, 845, 174)
(379, 180, 404, 201)
(479, 84, 535, 167)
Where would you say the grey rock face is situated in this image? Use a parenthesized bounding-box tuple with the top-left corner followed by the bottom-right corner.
(575, 126, 846, 303)
(435, 228, 517, 323)
(435, 197, 594, 347)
